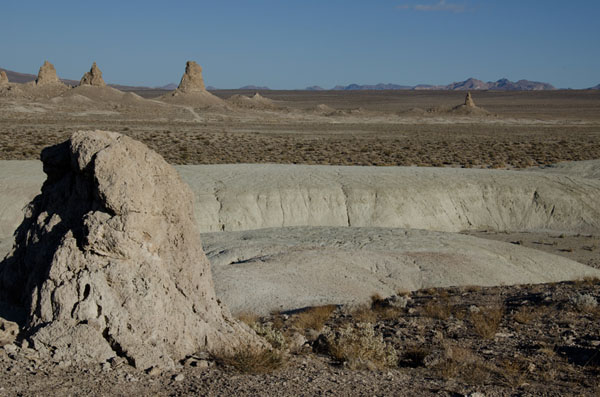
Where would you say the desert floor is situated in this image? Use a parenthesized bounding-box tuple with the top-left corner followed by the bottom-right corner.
(1, 89, 599, 396)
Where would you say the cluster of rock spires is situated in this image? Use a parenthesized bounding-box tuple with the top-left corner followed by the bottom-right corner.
(0, 131, 260, 370)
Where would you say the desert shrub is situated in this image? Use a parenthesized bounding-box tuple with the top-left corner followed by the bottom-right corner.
(236, 312, 260, 326)
(470, 305, 504, 339)
(422, 298, 453, 320)
(250, 322, 286, 350)
(349, 304, 377, 323)
(325, 323, 397, 370)
(571, 293, 598, 313)
(212, 345, 286, 374)
(292, 305, 336, 331)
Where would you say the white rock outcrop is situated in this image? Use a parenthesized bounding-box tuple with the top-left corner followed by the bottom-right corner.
(0, 71, 8, 86)
(0, 131, 259, 370)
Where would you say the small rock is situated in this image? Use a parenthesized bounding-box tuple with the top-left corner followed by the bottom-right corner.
(173, 373, 185, 382)
(0, 318, 19, 346)
(146, 366, 162, 376)
(2, 343, 18, 355)
(287, 332, 307, 352)
(101, 362, 112, 372)
(468, 305, 480, 313)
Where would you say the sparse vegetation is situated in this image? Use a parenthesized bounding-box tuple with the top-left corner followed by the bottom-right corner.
(470, 304, 504, 339)
(324, 323, 398, 370)
(292, 305, 336, 331)
(212, 345, 286, 374)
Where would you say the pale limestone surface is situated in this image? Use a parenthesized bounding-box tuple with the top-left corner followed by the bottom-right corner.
(0, 132, 259, 370)
(2, 160, 600, 250)
(202, 226, 600, 315)
(0, 71, 8, 86)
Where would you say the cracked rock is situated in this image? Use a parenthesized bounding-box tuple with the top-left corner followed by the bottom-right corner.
(0, 130, 261, 371)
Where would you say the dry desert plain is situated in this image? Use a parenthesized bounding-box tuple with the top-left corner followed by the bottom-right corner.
(1, 73, 600, 396)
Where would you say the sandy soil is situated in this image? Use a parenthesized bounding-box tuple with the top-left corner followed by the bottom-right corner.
(2, 279, 599, 396)
(0, 90, 599, 168)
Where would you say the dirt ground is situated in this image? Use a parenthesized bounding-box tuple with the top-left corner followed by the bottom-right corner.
(1, 89, 599, 396)
(0, 90, 599, 168)
(2, 278, 599, 396)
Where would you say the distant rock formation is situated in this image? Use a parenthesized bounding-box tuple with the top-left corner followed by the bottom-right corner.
(159, 61, 225, 107)
(0, 71, 8, 86)
(0, 130, 260, 370)
(465, 92, 475, 107)
(79, 62, 106, 87)
(177, 61, 206, 92)
(35, 61, 61, 86)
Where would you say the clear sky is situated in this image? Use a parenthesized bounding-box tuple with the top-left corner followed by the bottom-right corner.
(2, 0, 599, 89)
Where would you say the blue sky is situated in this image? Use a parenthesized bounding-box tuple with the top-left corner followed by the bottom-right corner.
(2, 0, 599, 88)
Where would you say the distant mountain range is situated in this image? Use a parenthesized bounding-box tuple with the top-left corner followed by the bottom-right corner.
(328, 78, 557, 91)
(2, 67, 597, 91)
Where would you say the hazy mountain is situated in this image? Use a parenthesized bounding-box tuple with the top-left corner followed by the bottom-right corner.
(157, 83, 178, 90)
(0, 67, 561, 91)
(588, 84, 600, 90)
(489, 78, 555, 91)
(446, 78, 489, 90)
(329, 78, 555, 91)
(239, 85, 270, 90)
(332, 83, 412, 90)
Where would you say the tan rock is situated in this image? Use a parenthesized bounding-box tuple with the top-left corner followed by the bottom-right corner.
(177, 61, 206, 92)
(0, 318, 18, 346)
(465, 92, 475, 107)
(0, 71, 8, 86)
(0, 130, 260, 370)
(35, 61, 60, 85)
(79, 62, 106, 87)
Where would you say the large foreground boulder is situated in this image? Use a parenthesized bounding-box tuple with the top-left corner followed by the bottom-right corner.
(0, 131, 259, 370)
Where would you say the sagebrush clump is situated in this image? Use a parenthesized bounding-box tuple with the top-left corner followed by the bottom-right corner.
(325, 323, 397, 370)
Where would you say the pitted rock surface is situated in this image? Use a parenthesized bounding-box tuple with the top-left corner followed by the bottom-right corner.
(0, 130, 259, 370)
(35, 61, 61, 85)
(177, 61, 206, 92)
(79, 62, 106, 87)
